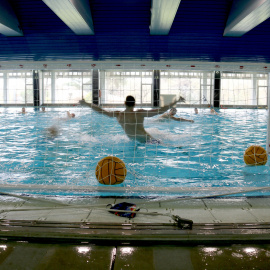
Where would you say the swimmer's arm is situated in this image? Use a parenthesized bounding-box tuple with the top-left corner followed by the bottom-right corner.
(79, 99, 119, 117)
(171, 116, 194, 123)
(142, 96, 185, 117)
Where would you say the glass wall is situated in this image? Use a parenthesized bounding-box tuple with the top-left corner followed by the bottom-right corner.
(43, 72, 52, 104)
(42, 71, 92, 104)
(0, 73, 3, 103)
(55, 71, 91, 104)
(103, 71, 153, 105)
(6, 71, 33, 104)
(160, 71, 213, 106)
(257, 74, 268, 106)
(220, 73, 268, 106)
(0, 70, 268, 107)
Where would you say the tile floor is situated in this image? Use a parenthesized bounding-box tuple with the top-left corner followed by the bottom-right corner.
(1, 194, 270, 269)
(0, 242, 270, 269)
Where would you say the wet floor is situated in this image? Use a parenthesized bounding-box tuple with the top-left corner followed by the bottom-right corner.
(0, 242, 270, 269)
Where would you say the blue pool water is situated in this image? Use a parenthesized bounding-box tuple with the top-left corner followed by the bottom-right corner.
(0, 107, 269, 196)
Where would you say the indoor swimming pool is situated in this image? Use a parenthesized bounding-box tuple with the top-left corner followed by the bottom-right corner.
(0, 107, 269, 197)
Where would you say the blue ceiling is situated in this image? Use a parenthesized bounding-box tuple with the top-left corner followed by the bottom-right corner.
(2, 0, 270, 63)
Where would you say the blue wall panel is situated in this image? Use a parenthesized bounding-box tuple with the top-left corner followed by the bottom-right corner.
(0, 0, 268, 63)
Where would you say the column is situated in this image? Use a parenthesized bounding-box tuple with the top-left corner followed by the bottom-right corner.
(92, 69, 99, 105)
(213, 71, 221, 108)
(33, 70, 40, 109)
(153, 70, 160, 107)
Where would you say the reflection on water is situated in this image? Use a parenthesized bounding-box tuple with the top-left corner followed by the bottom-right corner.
(193, 245, 270, 270)
(0, 107, 269, 192)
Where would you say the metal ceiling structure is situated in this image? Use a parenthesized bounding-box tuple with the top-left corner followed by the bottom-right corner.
(1, 0, 270, 63)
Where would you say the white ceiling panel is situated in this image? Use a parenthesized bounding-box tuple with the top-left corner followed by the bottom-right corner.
(224, 0, 270, 36)
(0, 0, 23, 36)
(150, 0, 181, 35)
(42, 0, 94, 35)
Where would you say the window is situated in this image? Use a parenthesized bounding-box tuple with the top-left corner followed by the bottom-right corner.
(257, 74, 267, 106)
(43, 71, 92, 104)
(221, 73, 268, 106)
(6, 71, 33, 104)
(160, 71, 213, 105)
(43, 72, 52, 104)
(0, 73, 4, 103)
(103, 71, 153, 105)
(55, 71, 82, 103)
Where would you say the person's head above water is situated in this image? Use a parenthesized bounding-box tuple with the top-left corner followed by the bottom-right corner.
(125, 95, 135, 107)
(169, 108, 177, 116)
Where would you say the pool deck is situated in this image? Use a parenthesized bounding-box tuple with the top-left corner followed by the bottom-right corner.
(1, 195, 270, 244)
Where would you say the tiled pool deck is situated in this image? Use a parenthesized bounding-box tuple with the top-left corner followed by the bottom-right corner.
(1, 195, 270, 243)
(1, 195, 270, 269)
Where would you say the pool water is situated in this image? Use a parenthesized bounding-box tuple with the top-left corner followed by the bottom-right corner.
(0, 107, 269, 196)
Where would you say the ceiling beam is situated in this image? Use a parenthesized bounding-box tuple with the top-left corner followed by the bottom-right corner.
(150, 0, 181, 35)
(224, 0, 270, 37)
(42, 0, 94, 35)
(0, 0, 23, 36)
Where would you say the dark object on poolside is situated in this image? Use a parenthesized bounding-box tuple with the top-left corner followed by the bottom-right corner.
(171, 215, 193, 230)
(107, 202, 140, 219)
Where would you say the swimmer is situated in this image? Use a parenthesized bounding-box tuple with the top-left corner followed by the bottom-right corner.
(46, 125, 59, 138)
(41, 107, 46, 112)
(210, 108, 218, 115)
(21, 107, 26, 114)
(79, 95, 185, 144)
(46, 111, 75, 138)
(160, 108, 194, 123)
(194, 108, 198, 114)
(67, 111, 75, 118)
(58, 111, 76, 121)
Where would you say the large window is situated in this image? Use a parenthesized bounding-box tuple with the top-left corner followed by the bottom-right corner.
(43, 72, 52, 104)
(0, 73, 3, 103)
(160, 71, 213, 105)
(42, 71, 92, 104)
(104, 71, 153, 105)
(257, 74, 268, 106)
(220, 73, 268, 106)
(6, 72, 33, 104)
(0, 69, 268, 107)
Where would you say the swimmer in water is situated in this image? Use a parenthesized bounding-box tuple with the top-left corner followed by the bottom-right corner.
(46, 111, 75, 138)
(21, 107, 26, 114)
(79, 95, 185, 144)
(210, 108, 218, 115)
(67, 111, 75, 119)
(160, 108, 194, 123)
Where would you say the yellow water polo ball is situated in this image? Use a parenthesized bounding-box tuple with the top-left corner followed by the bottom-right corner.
(95, 156, 127, 185)
(243, 145, 268, 166)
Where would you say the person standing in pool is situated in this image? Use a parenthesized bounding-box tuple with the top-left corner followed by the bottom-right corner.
(79, 95, 185, 143)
